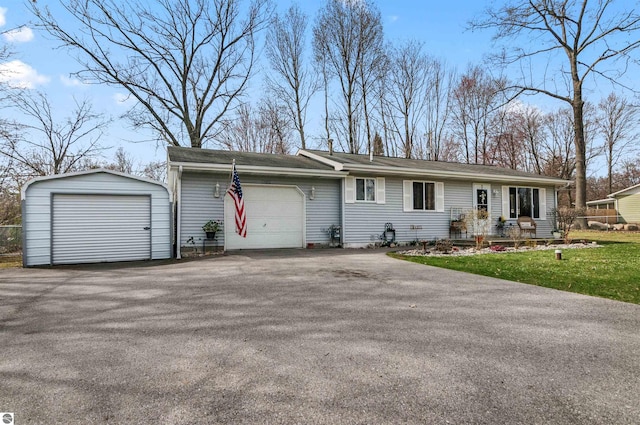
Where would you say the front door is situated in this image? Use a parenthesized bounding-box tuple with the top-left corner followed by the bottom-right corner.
(472, 183, 491, 235)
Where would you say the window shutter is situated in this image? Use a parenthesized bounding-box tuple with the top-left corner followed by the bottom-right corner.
(502, 186, 509, 218)
(345, 177, 355, 204)
(539, 188, 547, 220)
(435, 182, 445, 212)
(403, 180, 412, 212)
(376, 177, 385, 204)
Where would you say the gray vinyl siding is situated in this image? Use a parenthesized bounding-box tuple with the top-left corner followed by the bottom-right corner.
(343, 177, 559, 245)
(343, 177, 462, 244)
(179, 171, 341, 250)
(23, 172, 171, 266)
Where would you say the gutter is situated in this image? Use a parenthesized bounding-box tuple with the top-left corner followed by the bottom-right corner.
(168, 162, 347, 178)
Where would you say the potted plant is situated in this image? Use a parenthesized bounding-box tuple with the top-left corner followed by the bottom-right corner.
(202, 220, 222, 239)
(497, 215, 507, 236)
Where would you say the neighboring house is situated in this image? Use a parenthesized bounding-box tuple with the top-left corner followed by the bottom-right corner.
(590, 183, 640, 224)
(167, 147, 569, 256)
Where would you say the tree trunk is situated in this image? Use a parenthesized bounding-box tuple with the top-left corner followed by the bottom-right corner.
(572, 90, 588, 228)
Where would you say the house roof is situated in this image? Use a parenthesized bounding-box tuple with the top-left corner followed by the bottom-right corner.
(298, 150, 570, 185)
(167, 146, 345, 177)
(586, 198, 616, 206)
(608, 182, 640, 197)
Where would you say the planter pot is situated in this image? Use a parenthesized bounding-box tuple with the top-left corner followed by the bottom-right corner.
(552, 232, 561, 239)
(205, 231, 216, 239)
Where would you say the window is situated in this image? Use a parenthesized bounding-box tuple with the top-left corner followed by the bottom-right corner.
(356, 178, 376, 202)
(412, 182, 436, 210)
(403, 180, 444, 212)
(345, 177, 385, 204)
(507, 186, 543, 219)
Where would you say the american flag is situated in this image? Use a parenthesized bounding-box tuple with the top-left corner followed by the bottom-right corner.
(227, 163, 247, 238)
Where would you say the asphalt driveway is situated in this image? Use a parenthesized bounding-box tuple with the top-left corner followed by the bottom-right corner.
(1, 249, 639, 424)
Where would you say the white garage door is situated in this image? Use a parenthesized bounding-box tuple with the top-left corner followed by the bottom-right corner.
(224, 185, 305, 250)
(52, 194, 151, 264)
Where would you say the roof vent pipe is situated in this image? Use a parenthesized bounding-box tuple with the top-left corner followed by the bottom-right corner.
(328, 139, 333, 155)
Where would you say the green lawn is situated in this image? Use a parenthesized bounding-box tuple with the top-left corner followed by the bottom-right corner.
(390, 230, 640, 304)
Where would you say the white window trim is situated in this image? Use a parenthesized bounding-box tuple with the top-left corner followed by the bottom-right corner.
(345, 176, 385, 204)
(501, 185, 546, 220)
(356, 177, 376, 203)
(403, 180, 444, 212)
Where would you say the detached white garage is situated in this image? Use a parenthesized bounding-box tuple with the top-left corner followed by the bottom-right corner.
(22, 169, 172, 266)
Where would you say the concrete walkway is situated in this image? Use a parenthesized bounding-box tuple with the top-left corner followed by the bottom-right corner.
(1, 249, 639, 424)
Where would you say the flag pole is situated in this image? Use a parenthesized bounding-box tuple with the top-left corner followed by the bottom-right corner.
(228, 159, 235, 184)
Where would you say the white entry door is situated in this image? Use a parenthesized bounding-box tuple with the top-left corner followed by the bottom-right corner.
(224, 185, 305, 250)
(472, 183, 492, 235)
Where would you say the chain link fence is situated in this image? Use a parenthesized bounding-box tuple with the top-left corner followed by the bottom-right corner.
(0, 225, 22, 254)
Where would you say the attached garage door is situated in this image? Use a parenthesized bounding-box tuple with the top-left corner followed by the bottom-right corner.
(224, 185, 304, 250)
(52, 194, 151, 264)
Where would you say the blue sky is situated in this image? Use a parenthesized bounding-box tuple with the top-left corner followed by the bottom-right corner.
(0, 1, 498, 167)
(0, 0, 627, 175)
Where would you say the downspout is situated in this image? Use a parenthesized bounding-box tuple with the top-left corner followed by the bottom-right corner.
(176, 165, 183, 259)
(341, 177, 346, 248)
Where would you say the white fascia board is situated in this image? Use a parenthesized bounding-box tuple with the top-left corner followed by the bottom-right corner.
(609, 182, 640, 197)
(296, 149, 344, 171)
(168, 162, 347, 178)
(343, 164, 569, 186)
(586, 198, 615, 205)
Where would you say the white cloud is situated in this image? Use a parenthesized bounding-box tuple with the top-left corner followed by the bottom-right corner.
(0, 7, 7, 27)
(113, 92, 136, 107)
(60, 75, 86, 87)
(389, 15, 399, 23)
(3, 26, 34, 43)
(0, 60, 50, 88)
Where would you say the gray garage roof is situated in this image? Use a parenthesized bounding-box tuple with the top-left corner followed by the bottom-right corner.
(168, 146, 336, 171)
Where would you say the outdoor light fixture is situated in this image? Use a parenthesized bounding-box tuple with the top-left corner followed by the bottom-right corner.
(492, 189, 499, 196)
(214, 182, 220, 198)
(310, 186, 316, 200)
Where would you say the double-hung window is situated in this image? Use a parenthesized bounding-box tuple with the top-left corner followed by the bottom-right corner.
(356, 178, 376, 202)
(412, 182, 436, 210)
(403, 180, 444, 212)
(345, 177, 385, 204)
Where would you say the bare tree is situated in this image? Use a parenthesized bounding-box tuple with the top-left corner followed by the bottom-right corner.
(450, 65, 505, 164)
(265, 4, 317, 150)
(387, 40, 428, 158)
(597, 92, 639, 193)
(1, 92, 109, 179)
(423, 58, 455, 161)
(104, 147, 135, 174)
(313, 0, 384, 154)
(31, 0, 271, 149)
(258, 98, 294, 154)
(471, 0, 640, 223)
(214, 101, 293, 154)
(142, 161, 167, 183)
